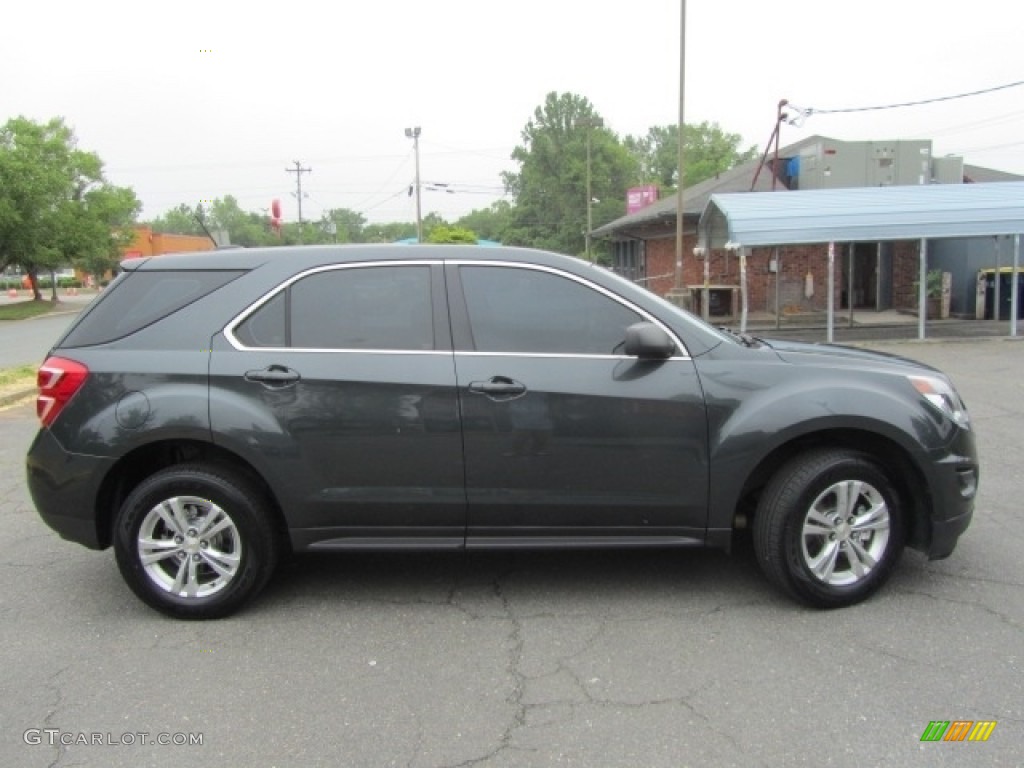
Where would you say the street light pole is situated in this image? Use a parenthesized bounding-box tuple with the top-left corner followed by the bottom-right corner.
(405, 127, 422, 242)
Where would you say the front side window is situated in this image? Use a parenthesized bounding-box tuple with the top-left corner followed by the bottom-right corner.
(233, 265, 434, 351)
(459, 266, 643, 355)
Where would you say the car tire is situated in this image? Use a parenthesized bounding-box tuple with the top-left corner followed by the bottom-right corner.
(114, 464, 278, 619)
(753, 449, 906, 608)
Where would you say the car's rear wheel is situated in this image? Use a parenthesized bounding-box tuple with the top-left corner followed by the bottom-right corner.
(114, 465, 277, 619)
(753, 449, 905, 608)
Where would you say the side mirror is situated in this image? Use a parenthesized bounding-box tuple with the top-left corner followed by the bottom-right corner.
(623, 322, 674, 359)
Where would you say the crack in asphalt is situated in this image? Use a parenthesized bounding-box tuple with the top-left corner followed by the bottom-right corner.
(920, 568, 1024, 590)
(427, 574, 759, 767)
(893, 586, 1024, 632)
(42, 666, 70, 768)
(439, 569, 534, 768)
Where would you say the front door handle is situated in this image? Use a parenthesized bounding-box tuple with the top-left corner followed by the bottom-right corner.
(468, 376, 527, 398)
(245, 365, 301, 388)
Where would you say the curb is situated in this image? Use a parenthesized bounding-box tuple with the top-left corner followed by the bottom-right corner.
(20, 309, 83, 322)
(0, 384, 35, 409)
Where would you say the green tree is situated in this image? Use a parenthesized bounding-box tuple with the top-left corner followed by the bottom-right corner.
(502, 92, 633, 256)
(456, 200, 513, 243)
(318, 208, 367, 243)
(426, 225, 477, 244)
(0, 116, 139, 299)
(152, 198, 279, 247)
(149, 203, 207, 237)
(207, 196, 273, 247)
(420, 212, 448, 242)
(66, 184, 141, 283)
(624, 121, 758, 190)
(362, 221, 417, 243)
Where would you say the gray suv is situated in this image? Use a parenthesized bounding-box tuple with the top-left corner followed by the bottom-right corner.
(26, 245, 978, 618)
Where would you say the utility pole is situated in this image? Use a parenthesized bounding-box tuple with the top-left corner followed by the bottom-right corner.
(286, 160, 312, 242)
(674, 0, 687, 292)
(583, 116, 603, 262)
(404, 127, 422, 242)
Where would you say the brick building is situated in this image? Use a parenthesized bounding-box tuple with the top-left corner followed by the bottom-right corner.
(123, 226, 216, 259)
(594, 135, 1022, 320)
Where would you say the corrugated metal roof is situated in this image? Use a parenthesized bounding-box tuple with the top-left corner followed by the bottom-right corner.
(700, 181, 1024, 248)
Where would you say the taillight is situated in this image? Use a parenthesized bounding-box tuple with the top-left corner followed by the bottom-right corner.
(37, 357, 89, 427)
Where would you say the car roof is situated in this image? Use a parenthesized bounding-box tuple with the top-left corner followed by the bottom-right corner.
(122, 244, 582, 273)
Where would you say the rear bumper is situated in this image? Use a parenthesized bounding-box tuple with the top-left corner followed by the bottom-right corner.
(26, 428, 113, 550)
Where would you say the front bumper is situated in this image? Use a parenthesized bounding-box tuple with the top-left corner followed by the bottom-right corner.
(26, 428, 113, 550)
(919, 430, 978, 560)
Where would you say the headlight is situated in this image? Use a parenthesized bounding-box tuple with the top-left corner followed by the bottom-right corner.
(908, 374, 970, 429)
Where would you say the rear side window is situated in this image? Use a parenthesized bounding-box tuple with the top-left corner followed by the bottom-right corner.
(61, 270, 244, 347)
(233, 265, 434, 351)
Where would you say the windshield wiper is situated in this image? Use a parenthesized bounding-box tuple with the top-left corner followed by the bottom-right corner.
(718, 326, 761, 348)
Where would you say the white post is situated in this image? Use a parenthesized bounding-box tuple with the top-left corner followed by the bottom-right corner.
(848, 242, 855, 328)
(774, 247, 781, 331)
(918, 238, 928, 340)
(827, 241, 835, 343)
(702, 247, 710, 322)
(993, 236, 1002, 321)
(1012, 234, 1020, 338)
(739, 248, 749, 333)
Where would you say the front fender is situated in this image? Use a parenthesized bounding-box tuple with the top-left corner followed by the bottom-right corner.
(696, 355, 947, 530)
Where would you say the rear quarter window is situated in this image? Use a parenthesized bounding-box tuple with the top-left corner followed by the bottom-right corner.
(60, 270, 245, 347)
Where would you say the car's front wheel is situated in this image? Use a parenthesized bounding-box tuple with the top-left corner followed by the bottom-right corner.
(114, 465, 277, 619)
(753, 449, 906, 608)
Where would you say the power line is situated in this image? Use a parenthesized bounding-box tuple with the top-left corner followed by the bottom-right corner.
(800, 79, 1024, 116)
(945, 139, 1024, 154)
(356, 187, 410, 216)
(927, 108, 1024, 139)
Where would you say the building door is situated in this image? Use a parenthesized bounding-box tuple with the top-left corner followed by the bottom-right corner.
(876, 242, 893, 311)
(843, 243, 880, 309)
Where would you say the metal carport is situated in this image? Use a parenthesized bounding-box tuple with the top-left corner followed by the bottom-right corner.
(697, 181, 1024, 340)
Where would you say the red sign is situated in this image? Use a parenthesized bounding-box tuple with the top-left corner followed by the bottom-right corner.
(627, 185, 658, 214)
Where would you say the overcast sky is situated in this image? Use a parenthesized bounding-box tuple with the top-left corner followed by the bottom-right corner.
(4, 0, 1023, 227)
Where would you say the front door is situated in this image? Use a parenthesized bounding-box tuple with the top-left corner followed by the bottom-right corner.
(447, 262, 709, 545)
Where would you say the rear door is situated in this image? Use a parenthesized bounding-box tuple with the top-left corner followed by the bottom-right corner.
(447, 261, 709, 546)
(210, 261, 465, 549)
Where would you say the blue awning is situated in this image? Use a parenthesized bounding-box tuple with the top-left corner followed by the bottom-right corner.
(699, 181, 1024, 249)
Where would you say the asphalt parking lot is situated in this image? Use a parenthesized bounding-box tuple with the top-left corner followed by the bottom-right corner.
(1, 337, 1022, 767)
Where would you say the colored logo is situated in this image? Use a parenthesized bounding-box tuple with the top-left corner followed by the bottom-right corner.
(920, 720, 996, 742)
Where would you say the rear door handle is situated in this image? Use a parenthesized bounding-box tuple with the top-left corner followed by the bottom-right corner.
(245, 365, 301, 388)
(468, 376, 527, 398)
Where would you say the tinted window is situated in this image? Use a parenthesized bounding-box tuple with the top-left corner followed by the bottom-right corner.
(290, 266, 433, 350)
(460, 266, 642, 354)
(233, 292, 286, 348)
(61, 270, 244, 347)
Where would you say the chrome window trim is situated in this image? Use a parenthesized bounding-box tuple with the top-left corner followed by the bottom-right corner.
(450, 260, 691, 360)
(222, 258, 691, 360)
(223, 260, 442, 352)
(226, 346, 449, 356)
(455, 351, 688, 362)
